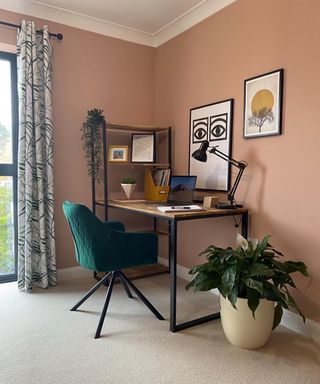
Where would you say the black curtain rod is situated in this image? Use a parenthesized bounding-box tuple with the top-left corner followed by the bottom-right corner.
(0, 20, 63, 40)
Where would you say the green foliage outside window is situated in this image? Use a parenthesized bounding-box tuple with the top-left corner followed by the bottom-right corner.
(0, 182, 14, 274)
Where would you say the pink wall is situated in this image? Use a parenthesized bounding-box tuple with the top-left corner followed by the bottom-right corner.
(155, 0, 320, 321)
(1, 0, 319, 321)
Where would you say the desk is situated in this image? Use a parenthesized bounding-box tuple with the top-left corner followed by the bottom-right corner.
(108, 200, 249, 332)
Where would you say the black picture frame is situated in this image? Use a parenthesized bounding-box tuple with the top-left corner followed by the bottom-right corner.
(131, 133, 155, 163)
(188, 99, 233, 191)
(243, 68, 284, 139)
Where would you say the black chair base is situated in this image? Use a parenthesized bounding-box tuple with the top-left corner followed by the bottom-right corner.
(71, 270, 164, 339)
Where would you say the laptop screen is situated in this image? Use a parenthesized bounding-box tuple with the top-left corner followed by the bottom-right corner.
(167, 176, 197, 204)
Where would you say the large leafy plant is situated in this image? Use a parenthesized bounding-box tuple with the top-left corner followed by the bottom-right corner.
(186, 234, 309, 329)
(81, 108, 106, 182)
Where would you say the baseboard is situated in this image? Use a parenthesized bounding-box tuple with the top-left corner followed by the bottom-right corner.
(158, 257, 320, 344)
(57, 266, 92, 281)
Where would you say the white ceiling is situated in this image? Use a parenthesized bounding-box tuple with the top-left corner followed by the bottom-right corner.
(0, 0, 237, 46)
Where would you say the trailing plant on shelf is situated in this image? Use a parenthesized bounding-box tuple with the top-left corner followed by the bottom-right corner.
(81, 108, 106, 182)
(186, 234, 309, 330)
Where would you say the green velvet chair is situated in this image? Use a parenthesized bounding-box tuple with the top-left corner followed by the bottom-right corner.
(63, 201, 164, 338)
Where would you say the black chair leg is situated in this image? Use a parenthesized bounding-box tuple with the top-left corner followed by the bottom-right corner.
(71, 272, 111, 311)
(118, 271, 133, 298)
(118, 271, 164, 320)
(95, 271, 116, 339)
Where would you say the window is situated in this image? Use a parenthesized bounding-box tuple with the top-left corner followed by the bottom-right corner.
(0, 51, 18, 283)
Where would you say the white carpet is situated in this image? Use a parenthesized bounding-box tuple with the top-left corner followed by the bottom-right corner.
(0, 274, 319, 384)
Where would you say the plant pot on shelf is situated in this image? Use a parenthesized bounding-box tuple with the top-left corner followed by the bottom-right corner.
(121, 183, 136, 199)
(220, 295, 275, 349)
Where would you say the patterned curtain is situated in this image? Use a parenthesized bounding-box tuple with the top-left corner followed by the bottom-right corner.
(17, 21, 56, 291)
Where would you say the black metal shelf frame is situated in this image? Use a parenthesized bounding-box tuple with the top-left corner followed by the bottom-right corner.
(91, 121, 172, 222)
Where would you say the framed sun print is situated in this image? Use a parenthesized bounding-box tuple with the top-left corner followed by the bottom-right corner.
(108, 145, 128, 163)
(243, 68, 284, 139)
(131, 133, 155, 163)
(188, 99, 233, 191)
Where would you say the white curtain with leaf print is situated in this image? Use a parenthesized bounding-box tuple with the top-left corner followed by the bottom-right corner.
(17, 20, 56, 291)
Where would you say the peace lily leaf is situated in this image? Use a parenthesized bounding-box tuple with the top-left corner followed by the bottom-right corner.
(253, 235, 270, 260)
(284, 261, 309, 276)
(228, 286, 238, 308)
(222, 266, 237, 293)
(247, 288, 260, 317)
(243, 277, 264, 294)
(248, 263, 274, 277)
(273, 303, 283, 329)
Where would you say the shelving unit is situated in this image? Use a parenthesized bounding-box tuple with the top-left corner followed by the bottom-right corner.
(92, 121, 172, 220)
(91, 121, 172, 280)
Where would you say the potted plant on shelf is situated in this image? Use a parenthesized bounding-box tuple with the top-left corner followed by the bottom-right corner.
(186, 234, 309, 349)
(81, 108, 106, 182)
(121, 176, 137, 199)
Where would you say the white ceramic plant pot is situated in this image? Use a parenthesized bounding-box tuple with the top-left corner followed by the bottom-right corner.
(121, 183, 136, 199)
(220, 295, 275, 349)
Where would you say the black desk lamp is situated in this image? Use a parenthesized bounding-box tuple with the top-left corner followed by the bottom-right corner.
(192, 140, 247, 209)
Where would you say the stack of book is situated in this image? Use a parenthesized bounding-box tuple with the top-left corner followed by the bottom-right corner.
(152, 168, 171, 186)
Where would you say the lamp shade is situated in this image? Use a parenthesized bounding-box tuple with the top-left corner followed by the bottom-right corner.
(192, 140, 209, 162)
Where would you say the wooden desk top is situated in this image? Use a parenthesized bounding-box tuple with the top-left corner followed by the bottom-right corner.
(105, 199, 248, 220)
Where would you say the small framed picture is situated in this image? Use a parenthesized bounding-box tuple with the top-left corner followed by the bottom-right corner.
(243, 68, 284, 139)
(108, 145, 128, 163)
(131, 133, 155, 163)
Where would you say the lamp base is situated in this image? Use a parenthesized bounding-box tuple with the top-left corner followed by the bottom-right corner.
(215, 203, 243, 209)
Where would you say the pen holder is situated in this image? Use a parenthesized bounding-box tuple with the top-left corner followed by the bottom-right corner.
(203, 196, 219, 208)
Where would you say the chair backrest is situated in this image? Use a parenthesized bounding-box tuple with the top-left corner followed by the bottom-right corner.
(63, 201, 110, 271)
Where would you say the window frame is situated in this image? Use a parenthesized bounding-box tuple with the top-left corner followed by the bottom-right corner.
(0, 51, 18, 283)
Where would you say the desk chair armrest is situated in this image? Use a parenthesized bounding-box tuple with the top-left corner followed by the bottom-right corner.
(103, 221, 125, 232)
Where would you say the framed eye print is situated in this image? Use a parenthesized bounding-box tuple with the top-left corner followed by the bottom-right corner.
(189, 99, 233, 191)
(108, 145, 128, 163)
(244, 68, 284, 138)
(131, 133, 155, 163)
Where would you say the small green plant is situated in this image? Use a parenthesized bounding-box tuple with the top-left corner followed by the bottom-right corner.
(186, 234, 309, 329)
(121, 176, 136, 184)
(81, 108, 106, 182)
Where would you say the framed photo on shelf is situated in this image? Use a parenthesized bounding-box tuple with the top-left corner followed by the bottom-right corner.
(243, 68, 284, 139)
(188, 99, 233, 191)
(108, 145, 128, 163)
(131, 133, 155, 163)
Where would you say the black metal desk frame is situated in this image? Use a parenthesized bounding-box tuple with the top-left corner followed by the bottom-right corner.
(108, 202, 249, 332)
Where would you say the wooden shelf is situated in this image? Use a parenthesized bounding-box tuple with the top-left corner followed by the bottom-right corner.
(107, 162, 170, 168)
(107, 122, 170, 133)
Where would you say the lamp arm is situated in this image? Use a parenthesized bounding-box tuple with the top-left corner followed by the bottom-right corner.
(227, 166, 245, 205)
(209, 146, 243, 168)
(208, 145, 247, 206)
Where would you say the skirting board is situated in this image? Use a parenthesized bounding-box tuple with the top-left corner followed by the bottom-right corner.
(158, 257, 320, 346)
(58, 260, 320, 346)
(58, 266, 92, 281)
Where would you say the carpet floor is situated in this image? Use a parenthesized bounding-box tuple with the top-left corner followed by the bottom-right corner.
(0, 273, 319, 384)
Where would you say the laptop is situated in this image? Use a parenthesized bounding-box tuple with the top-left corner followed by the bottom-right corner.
(165, 175, 197, 206)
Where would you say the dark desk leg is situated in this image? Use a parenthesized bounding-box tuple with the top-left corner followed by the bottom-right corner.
(169, 218, 220, 333)
(169, 219, 177, 332)
(241, 211, 249, 239)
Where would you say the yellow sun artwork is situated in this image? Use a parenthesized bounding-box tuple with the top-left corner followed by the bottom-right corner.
(251, 89, 274, 113)
(244, 69, 283, 138)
